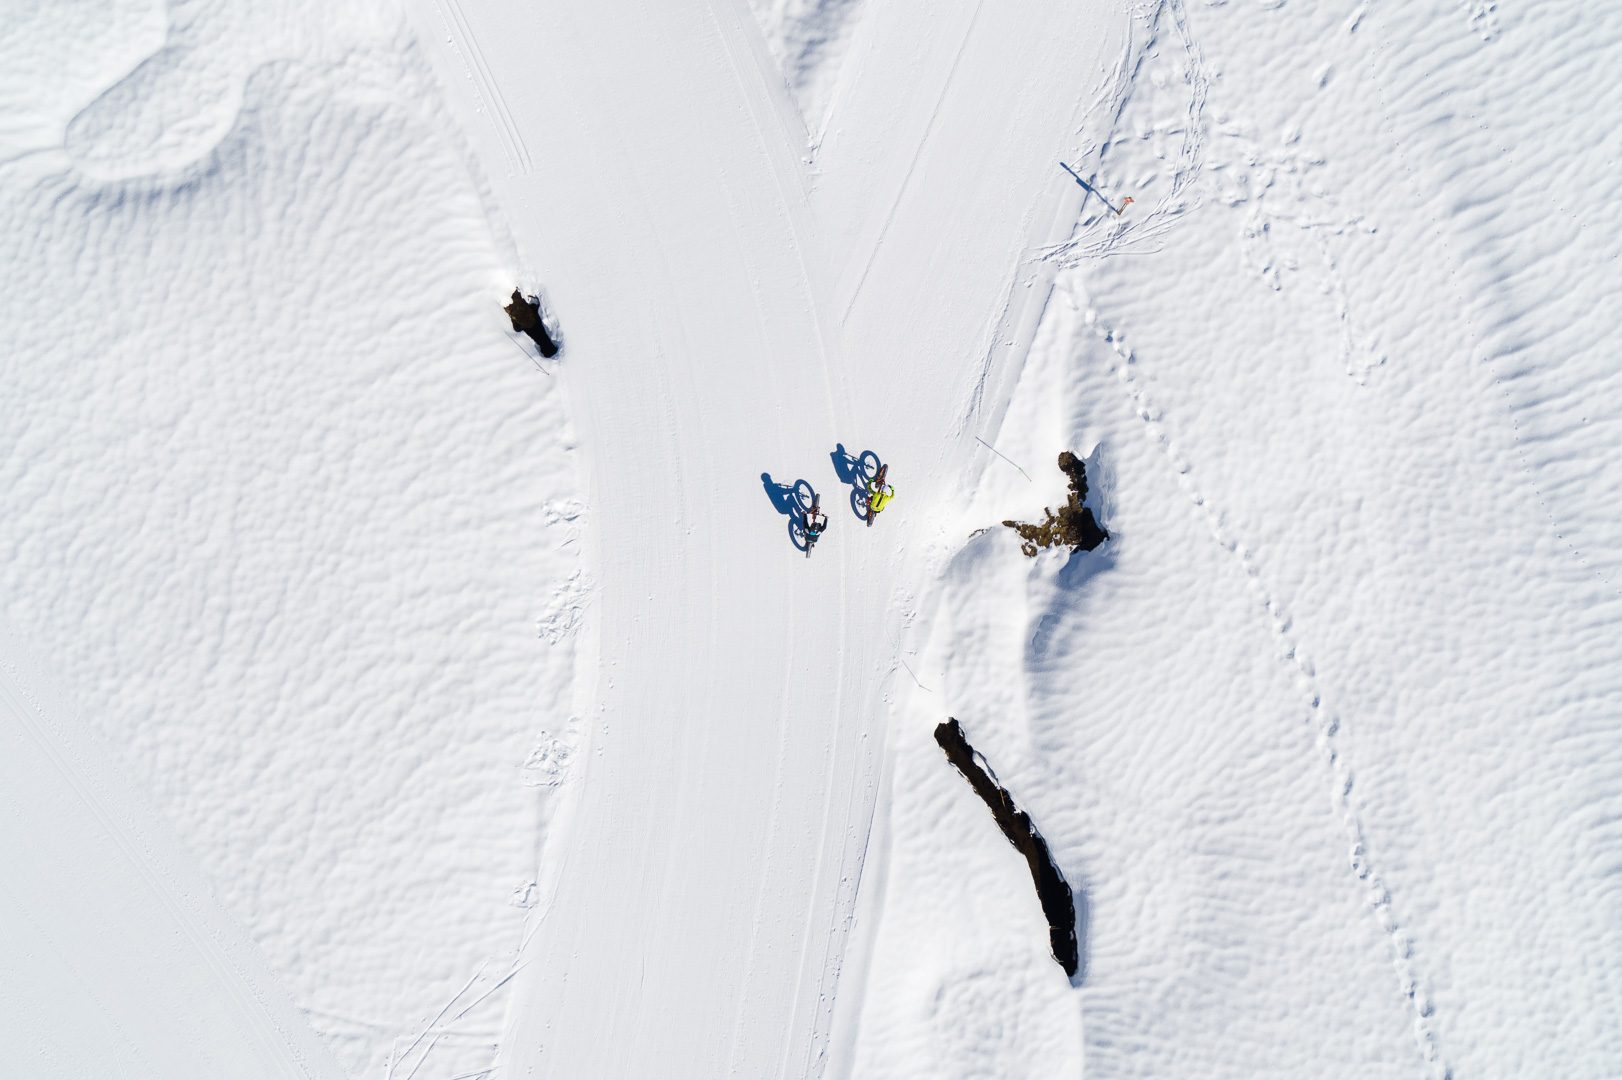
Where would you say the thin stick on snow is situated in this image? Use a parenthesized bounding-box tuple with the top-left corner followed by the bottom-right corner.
(975, 437, 1032, 482)
(505, 335, 556, 377)
(900, 658, 932, 693)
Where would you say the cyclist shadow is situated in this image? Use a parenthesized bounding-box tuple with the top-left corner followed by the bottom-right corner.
(830, 444, 882, 520)
(762, 472, 818, 551)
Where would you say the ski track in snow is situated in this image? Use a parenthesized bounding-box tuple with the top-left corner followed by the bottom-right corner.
(1051, 0, 1209, 263)
(431, 0, 534, 175)
(834, 0, 985, 327)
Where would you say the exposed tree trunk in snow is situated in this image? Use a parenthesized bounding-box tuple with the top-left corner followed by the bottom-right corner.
(935, 718, 1080, 978)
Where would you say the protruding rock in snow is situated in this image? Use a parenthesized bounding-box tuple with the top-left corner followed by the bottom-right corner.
(506, 289, 560, 357)
(1002, 450, 1108, 556)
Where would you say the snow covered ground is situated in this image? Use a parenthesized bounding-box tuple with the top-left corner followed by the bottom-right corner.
(853, 2, 1622, 1078)
(3, 4, 582, 1077)
(4, 0, 1621, 1078)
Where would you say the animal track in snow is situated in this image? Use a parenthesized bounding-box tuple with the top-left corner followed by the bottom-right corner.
(1209, 119, 1384, 383)
(519, 728, 576, 788)
(536, 569, 592, 644)
(1462, 0, 1500, 43)
(1076, 294, 1452, 1079)
(541, 497, 586, 528)
(1065, 2, 1387, 386)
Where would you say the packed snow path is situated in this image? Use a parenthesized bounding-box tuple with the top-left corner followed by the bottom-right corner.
(410, 0, 1117, 1075)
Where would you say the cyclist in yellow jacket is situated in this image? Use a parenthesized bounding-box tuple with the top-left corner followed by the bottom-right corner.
(865, 464, 895, 526)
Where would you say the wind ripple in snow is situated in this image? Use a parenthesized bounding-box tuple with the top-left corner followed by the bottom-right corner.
(0, 6, 583, 1077)
(1040, 0, 1622, 1074)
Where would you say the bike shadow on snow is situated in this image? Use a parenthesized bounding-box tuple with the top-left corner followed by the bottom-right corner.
(762, 472, 818, 552)
(831, 444, 882, 520)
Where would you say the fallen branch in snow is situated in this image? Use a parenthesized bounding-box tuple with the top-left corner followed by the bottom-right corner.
(975, 435, 1033, 481)
(935, 718, 1080, 978)
(900, 657, 932, 693)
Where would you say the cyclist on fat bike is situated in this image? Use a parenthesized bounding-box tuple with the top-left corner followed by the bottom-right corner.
(805, 504, 828, 542)
(866, 475, 895, 516)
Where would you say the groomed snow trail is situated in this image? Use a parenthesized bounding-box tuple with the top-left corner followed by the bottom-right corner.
(414, 3, 872, 1075)
(409, 0, 1119, 1075)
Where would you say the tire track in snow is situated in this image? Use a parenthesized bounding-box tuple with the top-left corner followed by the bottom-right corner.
(1070, 288, 1453, 1079)
(703, 12, 881, 1074)
(837, 0, 985, 324)
(700, 13, 865, 1073)
(430, 0, 532, 174)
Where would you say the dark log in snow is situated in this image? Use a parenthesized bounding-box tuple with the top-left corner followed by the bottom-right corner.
(935, 718, 1079, 977)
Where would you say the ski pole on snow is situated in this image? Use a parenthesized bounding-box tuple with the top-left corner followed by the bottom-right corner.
(1060, 162, 1132, 215)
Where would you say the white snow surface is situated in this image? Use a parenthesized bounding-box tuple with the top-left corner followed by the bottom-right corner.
(854, 2, 1622, 1079)
(0, 621, 347, 1080)
(4, 0, 1622, 1079)
(3, 3, 582, 1078)
(744, 0, 868, 139)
